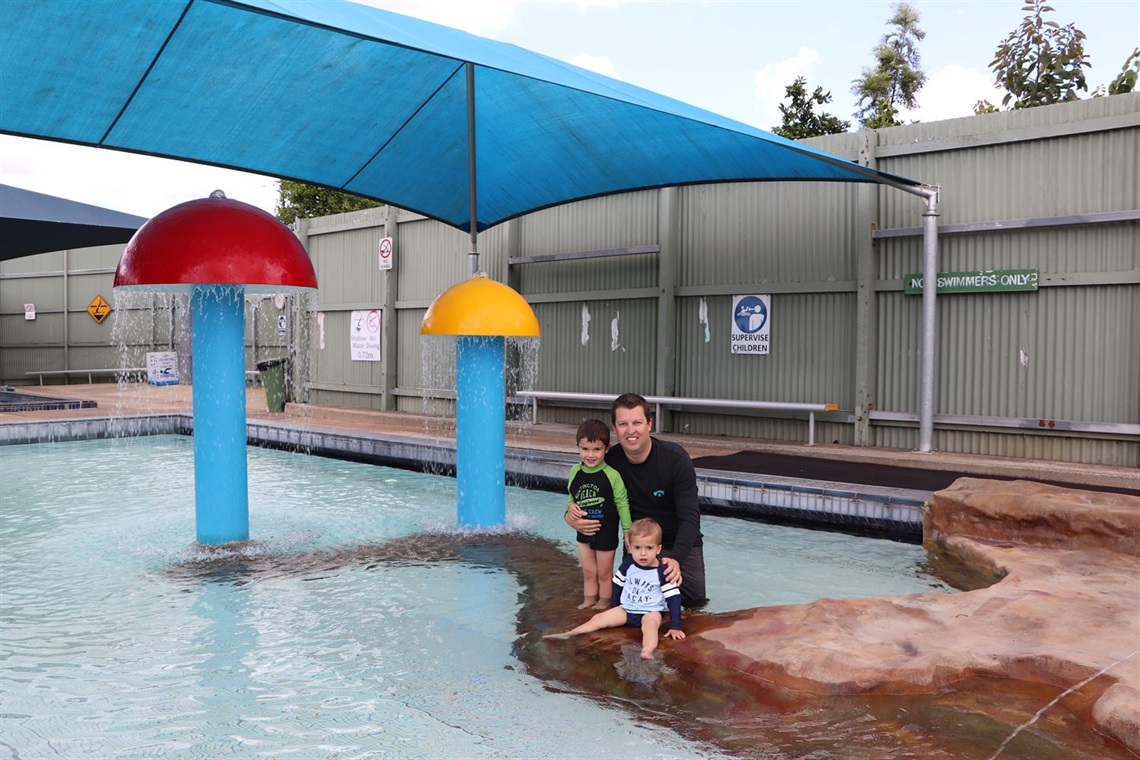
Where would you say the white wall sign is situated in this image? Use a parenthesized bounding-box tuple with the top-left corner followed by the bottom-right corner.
(378, 237, 394, 271)
(24, 303, 35, 320)
(350, 309, 382, 361)
(731, 295, 771, 355)
(146, 351, 180, 385)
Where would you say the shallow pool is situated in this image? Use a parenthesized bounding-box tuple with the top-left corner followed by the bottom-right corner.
(5, 436, 1089, 759)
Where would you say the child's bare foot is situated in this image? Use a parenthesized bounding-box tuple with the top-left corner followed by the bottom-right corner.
(592, 600, 610, 611)
(576, 596, 598, 610)
(640, 647, 657, 660)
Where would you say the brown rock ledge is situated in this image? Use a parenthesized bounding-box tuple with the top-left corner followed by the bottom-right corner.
(675, 478, 1140, 755)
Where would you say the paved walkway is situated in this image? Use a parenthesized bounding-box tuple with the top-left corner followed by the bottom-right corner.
(2, 382, 1136, 494)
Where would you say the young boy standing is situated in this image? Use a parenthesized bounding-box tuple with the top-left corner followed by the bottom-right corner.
(545, 518, 685, 660)
(566, 419, 631, 611)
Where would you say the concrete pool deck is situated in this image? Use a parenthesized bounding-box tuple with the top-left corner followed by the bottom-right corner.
(1, 382, 1135, 495)
(3, 381, 1139, 756)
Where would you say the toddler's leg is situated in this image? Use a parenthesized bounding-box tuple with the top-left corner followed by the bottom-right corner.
(576, 543, 599, 609)
(544, 606, 629, 639)
(639, 611, 663, 659)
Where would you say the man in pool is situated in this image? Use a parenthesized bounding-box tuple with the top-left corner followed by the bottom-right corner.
(565, 392, 708, 609)
(545, 517, 684, 659)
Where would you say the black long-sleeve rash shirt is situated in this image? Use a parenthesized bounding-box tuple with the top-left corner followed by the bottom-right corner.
(606, 437, 702, 562)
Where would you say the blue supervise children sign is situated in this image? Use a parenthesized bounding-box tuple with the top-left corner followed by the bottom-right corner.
(731, 295, 771, 355)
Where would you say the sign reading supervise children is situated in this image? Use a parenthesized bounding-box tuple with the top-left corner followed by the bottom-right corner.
(731, 294, 771, 355)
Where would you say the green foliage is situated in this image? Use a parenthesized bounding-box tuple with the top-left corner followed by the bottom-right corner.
(852, 1, 926, 128)
(990, 1, 1090, 109)
(772, 77, 849, 139)
(973, 99, 1000, 115)
(275, 180, 382, 225)
(1106, 47, 1139, 95)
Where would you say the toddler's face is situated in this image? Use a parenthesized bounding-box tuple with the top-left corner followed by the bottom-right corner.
(629, 535, 661, 567)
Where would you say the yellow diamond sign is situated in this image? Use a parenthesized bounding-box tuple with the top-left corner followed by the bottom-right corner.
(87, 295, 112, 324)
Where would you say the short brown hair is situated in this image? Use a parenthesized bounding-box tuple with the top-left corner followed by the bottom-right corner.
(576, 418, 610, 447)
(611, 393, 652, 426)
(628, 517, 662, 544)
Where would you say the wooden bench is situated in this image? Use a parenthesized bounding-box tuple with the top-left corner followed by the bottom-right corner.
(515, 391, 838, 445)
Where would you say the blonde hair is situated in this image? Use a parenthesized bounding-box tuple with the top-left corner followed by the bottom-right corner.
(628, 517, 662, 545)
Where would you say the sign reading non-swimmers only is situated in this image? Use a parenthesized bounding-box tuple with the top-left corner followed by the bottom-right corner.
(731, 294, 771, 355)
(904, 268, 1038, 295)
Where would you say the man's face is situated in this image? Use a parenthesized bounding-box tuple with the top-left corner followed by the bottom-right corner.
(613, 405, 652, 462)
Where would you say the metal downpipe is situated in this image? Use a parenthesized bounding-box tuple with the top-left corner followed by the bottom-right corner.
(918, 188, 940, 453)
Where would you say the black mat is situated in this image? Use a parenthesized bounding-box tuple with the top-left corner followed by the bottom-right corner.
(691, 450, 1138, 497)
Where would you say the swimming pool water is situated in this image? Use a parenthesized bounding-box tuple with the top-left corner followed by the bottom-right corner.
(0, 436, 961, 758)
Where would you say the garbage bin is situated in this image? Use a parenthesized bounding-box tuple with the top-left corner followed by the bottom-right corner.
(256, 358, 289, 413)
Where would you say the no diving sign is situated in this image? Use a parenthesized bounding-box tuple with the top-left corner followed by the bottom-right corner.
(378, 237, 394, 271)
(350, 309, 382, 361)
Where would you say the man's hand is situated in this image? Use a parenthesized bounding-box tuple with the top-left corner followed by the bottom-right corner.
(565, 501, 601, 535)
(660, 557, 682, 586)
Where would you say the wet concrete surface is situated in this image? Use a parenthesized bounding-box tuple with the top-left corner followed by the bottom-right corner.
(2, 382, 1134, 495)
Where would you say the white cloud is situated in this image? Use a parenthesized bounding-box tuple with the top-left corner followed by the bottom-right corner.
(752, 47, 820, 128)
(0, 135, 278, 218)
(568, 54, 622, 80)
(904, 65, 1005, 123)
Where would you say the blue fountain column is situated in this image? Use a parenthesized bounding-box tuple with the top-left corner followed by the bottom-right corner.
(191, 284, 250, 544)
(455, 335, 506, 528)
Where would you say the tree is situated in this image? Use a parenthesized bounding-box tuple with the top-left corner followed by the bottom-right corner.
(990, 1, 1090, 109)
(851, 2, 926, 129)
(275, 180, 381, 225)
(1105, 47, 1139, 95)
(772, 77, 849, 140)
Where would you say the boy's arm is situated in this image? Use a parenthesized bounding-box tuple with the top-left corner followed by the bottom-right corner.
(607, 467, 632, 533)
(659, 565, 684, 632)
(665, 591, 683, 632)
(566, 463, 581, 508)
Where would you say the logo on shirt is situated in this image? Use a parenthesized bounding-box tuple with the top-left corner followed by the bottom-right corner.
(653, 489, 665, 498)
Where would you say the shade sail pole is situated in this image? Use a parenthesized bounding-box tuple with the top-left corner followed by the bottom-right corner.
(466, 62, 479, 277)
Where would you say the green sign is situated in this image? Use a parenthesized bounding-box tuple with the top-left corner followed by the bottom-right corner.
(904, 268, 1038, 295)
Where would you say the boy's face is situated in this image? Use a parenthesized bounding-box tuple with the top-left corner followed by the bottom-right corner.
(629, 534, 661, 567)
(577, 437, 607, 468)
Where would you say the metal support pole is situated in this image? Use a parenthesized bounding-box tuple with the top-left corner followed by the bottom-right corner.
(808, 412, 816, 446)
(466, 62, 479, 277)
(917, 188, 940, 453)
(455, 335, 505, 528)
(191, 284, 250, 545)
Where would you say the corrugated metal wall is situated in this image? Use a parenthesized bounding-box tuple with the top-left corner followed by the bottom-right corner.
(3, 95, 1135, 466)
(1, 245, 293, 387)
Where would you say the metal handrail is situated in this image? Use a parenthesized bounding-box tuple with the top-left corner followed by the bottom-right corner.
(516, 390, 838, 446)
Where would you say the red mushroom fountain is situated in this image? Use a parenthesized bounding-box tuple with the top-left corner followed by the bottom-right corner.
(114, 191, 317, 545)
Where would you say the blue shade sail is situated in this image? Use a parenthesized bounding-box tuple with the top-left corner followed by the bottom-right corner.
(0, 0, 922, 233)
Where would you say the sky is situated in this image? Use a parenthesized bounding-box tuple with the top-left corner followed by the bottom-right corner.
(1, 0, 1136, 219)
